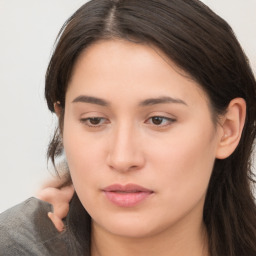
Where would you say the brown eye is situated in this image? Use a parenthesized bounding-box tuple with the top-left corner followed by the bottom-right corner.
(80, 117, 108, 127)
(146, 116, 176, 127)
(89, 117, 102, 125)
(151, 117, 164, 125)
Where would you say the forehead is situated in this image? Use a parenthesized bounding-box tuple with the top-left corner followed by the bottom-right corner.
(66, 39, 209, 108)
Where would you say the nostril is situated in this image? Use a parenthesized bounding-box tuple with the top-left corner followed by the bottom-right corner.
(108, 163, 139, 173)
(107, 154, 144, 172)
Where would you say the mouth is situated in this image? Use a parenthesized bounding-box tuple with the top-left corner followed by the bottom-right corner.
(102, 184, 154, 207)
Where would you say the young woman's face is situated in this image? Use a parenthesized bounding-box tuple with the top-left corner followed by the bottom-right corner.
(63, 39, 222, 238)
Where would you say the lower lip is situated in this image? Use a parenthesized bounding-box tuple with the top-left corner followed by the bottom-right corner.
(103, 191, 152, 207)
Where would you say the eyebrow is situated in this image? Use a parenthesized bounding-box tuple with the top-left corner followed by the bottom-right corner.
(72, 95, 187, 107)
(139, 96, 187, 106)
(72, 95, 109, 106)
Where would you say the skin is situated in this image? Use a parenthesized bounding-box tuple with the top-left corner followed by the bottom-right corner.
(37, 181, 74, 232)
(50, 39, 245, 256)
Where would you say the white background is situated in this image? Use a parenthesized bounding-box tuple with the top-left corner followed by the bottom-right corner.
(0, 0, 255, 213)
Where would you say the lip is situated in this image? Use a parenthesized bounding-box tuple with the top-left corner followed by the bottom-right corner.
(102, 184, 153, 207)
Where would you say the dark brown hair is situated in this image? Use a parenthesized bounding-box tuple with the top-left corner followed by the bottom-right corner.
(45, 0, 256, 255)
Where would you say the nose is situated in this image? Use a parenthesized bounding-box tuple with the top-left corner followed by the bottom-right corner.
(106, 124, 145, 173)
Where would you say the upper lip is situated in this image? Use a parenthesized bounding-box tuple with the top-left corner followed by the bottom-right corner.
(102, 183, 153, 193)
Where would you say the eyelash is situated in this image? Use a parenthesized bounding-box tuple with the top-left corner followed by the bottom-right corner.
(145, 116, 176, 127)
(80, 117, 109, 127)
(80, 116, 176, 128)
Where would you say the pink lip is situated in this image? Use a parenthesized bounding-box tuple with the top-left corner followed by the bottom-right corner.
(102, 184, 153, 207)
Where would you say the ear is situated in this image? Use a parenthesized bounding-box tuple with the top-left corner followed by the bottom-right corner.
(54, 101, 62, 118)
(216, 98, 246, 159)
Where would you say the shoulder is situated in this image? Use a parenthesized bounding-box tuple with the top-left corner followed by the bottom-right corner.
(0, 198, 71, 256)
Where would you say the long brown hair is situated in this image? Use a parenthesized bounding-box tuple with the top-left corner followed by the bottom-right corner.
(45, 0, 256, 255)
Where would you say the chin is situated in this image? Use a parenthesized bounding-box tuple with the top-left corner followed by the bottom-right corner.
(105, 223, 157, 238)
(92, 212, 168, 239)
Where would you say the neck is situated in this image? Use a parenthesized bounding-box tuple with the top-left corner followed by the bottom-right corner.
(90, 212, 209, 256)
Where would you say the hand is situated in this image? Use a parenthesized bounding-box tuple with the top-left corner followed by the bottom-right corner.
(37, 182, 74, 232)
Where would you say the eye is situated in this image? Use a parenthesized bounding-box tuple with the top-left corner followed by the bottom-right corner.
(80, 117, 109, 127)
(146, 116, 176, 127)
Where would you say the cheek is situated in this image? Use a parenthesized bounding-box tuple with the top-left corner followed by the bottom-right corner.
(63, 129, 105, 215)
(149, 124, 217, 206)
(63, 120, 106, 186)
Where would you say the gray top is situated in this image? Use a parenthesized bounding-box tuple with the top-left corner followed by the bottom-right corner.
(0, 197, 88, 256)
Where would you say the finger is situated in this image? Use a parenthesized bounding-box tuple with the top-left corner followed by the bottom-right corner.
(37, 187, 59, 203)
(60, 184, 74, 200)
(53, 202, 70, 220)
(39, 175, 68, 190)
(51, 186, 74, 219)
(37, 185, 74, 204)
(48, 212, 65, 232)
(38, 190, 69, 219)
(37, 185, 75, 220)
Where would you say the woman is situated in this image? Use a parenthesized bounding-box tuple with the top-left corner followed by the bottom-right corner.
(1, 0, 256, 255)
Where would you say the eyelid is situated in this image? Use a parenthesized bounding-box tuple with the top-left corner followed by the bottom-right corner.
(145, 111, 177, 120)
(80, 116, 110, 128)
(145, 113, 177, 128)
(147, 116, 176, 123)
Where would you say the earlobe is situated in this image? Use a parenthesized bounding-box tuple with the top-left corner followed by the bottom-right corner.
(54, 101, 62, 117)
(216, 98, 246, 159)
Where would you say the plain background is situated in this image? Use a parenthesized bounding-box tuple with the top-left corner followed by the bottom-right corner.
(0, 0, 255, 213)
